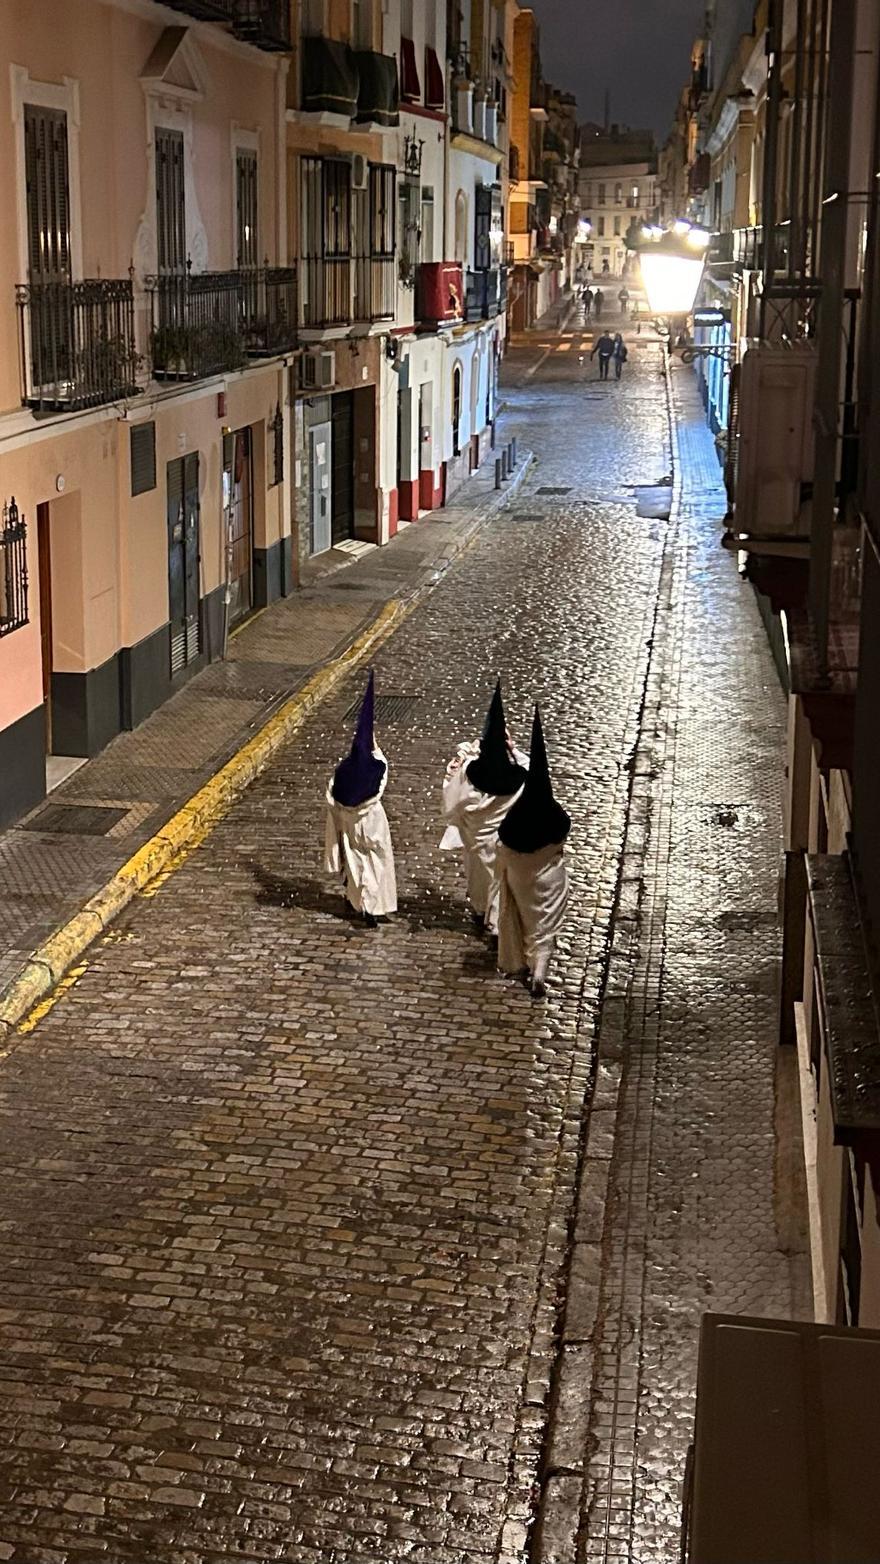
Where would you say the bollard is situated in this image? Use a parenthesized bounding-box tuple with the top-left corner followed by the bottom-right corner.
(506, 443, 513, 475)
(495, 457, 503, 490)
(490, 420, 497, 450)
(511, 437, 517, 467)
(501, 447, 509, 479)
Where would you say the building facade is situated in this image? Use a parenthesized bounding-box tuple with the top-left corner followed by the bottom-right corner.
(0, 0, 524, 832)
(578, 124, 657, 278)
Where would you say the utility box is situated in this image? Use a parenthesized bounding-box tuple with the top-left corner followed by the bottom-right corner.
(733, 344, 816, 540)
(682, 1313, 880, 1564)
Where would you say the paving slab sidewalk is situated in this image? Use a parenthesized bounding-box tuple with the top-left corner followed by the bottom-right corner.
(0, 440, 532, 1028)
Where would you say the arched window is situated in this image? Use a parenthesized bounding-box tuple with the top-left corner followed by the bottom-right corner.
(452, 362, 463, 456)
(454, 191, 468, 264)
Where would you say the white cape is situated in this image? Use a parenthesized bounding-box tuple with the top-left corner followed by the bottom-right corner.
(324, 750, 397, 917)
(496, 839, 569, 974)
(440, 741, 528, 932)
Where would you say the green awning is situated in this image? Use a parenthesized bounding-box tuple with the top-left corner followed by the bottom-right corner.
(354, 49, 399, 128)
(301, 36, 358, 118)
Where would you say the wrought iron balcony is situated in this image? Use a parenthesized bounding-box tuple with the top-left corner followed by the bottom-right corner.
(161, 0, 235, 19)
(240, 266, 298, 355)
(232, 0, 291, 52)
(464, 266, 505, 321)
(301, 256, 351, 329)
(354, 256, 396, 323)
(148, 269, 246, 380)
(16, 275, 139, 411)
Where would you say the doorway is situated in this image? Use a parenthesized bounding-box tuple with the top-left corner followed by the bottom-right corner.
(223, 427, 253, 627)
(331, 390, 355, 545)
(167, 452, 201, 676)
(309, 421, 332, 554)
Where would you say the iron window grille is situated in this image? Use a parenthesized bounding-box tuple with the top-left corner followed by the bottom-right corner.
(301, 156, 352, 327)
(356, 162, 395, 321)
(270, 403, 284, 486)
(0, 498, 29, 638)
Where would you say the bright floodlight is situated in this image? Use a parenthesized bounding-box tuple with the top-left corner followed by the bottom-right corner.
(672, 219, 691, 236)
(638, 249, 705, 314)
(686, 226, 711, 250)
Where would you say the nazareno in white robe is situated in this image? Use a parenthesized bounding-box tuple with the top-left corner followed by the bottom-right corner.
(324, 750, 397, 917)
(440, 741, 528, 932)
(496, 838, 569, 976)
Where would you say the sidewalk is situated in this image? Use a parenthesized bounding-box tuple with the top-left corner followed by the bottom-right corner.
(0, 437, 531, 1033)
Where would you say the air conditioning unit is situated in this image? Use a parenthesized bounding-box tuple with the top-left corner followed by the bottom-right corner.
(300, 349, 336, 391)
(352, 152, 368, 191)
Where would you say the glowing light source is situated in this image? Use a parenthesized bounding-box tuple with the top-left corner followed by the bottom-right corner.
(638, 249, 705, 315)
(686, 226, 711, 250)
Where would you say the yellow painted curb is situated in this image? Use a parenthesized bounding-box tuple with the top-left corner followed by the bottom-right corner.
(0, 596, 408, 1043)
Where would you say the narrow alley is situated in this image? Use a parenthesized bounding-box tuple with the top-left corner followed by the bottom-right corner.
(0, 309, 808, 1563)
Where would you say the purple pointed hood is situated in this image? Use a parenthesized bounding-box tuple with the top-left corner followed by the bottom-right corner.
(332, 671, 387, 806)
(498, 705, 571, 853)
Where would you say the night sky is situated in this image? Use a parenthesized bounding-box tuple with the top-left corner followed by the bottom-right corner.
(529, 0, 705, 140)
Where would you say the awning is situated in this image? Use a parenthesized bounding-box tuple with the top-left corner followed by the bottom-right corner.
(425, 46, 444, 110)
(354, 49, 400, 127)
(400, 36, 420, 103)
(301, 36, 358, 118)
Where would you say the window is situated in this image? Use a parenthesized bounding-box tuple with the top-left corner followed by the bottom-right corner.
(130, 423, 157, 496)
(156, 126, 186, 276)
(454, 190, 468, 262)
(301, 155, 351, 327)
(399, 179, 420, 281)
(0, 498, 28, 638)
(236, 148, 258, 270)
(597, 183, 605, 205)
(24, 104, 70, 283)
(597, 215, 605, 237)
(630, 183, 639, 206)
(452, 362, 462, 455)
(420, 186, 434, 261)
(613, 216, 621, 236)
(270, 403, 284, 487)
(355, 162, 396, 320)
(615, 182, 622, 203)
(583, 182, 592, 207)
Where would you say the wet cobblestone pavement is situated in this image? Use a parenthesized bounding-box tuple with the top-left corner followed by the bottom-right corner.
(0, 306, 807, 1561)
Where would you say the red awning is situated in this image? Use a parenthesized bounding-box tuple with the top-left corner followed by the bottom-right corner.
(400, 36, 421, 102)
(424, 45, 444, 110)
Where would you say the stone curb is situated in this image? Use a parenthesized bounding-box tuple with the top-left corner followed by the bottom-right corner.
(531, 350, 682, 1561)
(0, 452, 534, 1048)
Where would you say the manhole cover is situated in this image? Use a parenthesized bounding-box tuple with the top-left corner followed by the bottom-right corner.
(343, 693, 420, 724)
(537, 486, 572, 495)
(24, 802, 129, 836)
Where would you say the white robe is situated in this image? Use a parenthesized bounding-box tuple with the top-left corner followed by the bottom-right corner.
(496, 839, 569, 976)
(440, 742, 528, 933)
(324, 751, 397, 917)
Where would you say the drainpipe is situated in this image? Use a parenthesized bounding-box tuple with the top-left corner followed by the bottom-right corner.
(788, 0, 808, 279)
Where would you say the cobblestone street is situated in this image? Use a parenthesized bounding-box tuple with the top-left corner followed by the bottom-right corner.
(0, 307, 807, 1562)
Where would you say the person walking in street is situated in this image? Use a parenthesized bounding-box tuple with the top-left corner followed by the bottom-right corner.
(440, 681, 528, 935)
(325, 671, 397, 926)
(618, 285, 630, 315)
(613, 333, 629, 380)
(496, 707, 571, 999)
(582, 285, 593, 321)
(591, 330, 615, 379)
(592, 287, 603, 320)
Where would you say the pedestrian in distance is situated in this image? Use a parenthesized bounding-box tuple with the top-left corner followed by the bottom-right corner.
(496, 707, 571, 999)
(582, 285, 593, 320)
(613, 333, 629, 380)
(325, 671, 397, 927)
(592, 287, 604, 320)
(602, 257, 611, 275)
(618, 285, 630, 315)
(440, 680, 528, 936)
(591, 330, 615, 380)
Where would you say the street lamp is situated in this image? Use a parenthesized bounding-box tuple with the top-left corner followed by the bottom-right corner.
(636, 223, 708, 318)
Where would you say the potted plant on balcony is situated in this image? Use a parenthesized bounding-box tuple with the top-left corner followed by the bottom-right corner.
(77, 335, 142, 400)
(151, 324, 193, 379)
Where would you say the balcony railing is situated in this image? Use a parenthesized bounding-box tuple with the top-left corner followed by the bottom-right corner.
(148, 270, 246, 380)
(232, 0, 291, 50)
(354, 256, 396, 323)
(732, 224, 790, 273)
(16, 276, 139, 411)
(161, 0, 235, 19)
(464, 266, 506, 321)
(301, 256, 351, 329)
(240, 266, 298, 355)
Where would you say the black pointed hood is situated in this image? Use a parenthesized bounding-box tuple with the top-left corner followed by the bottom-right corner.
(465, 680, 528, 798)
(332, 671, 387, 806)
(498, 706, 571, 852)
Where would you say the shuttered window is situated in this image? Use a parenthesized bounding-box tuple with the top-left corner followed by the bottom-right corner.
(156, 127, 186, 275)
(369, 163, 395, 258)
(24, 104, 70, 282)
(236, 148, 258, 270)
(130, 422, 157, 497)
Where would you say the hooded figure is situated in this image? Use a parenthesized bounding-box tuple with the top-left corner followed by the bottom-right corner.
(496, 706, 571, 996)
(325, 671, 397, 924)
(440, 681, 528, 933)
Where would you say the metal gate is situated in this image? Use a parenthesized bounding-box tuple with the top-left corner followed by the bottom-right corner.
(167, 453, 200, 675)
(331, 391, 355, 544)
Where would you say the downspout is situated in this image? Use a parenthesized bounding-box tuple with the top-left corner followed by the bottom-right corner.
(759, 0, 785, 336)
(788, 0, 808, 279)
